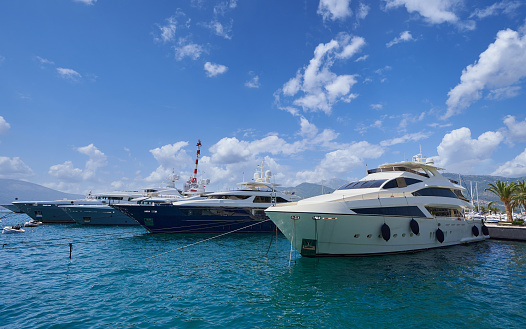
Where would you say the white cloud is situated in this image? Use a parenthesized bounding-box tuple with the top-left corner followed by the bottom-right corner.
(433, 127, 504, 173)
(146, 142, 192, 183)
(0, 157, 33, 178)
(210, 136, 293, 164)
(156, 16, 177, 43)
(318, 0, 352, 21)
(355, 55, 369, 62)
(57, 67, 82, 81)
(74, 0, 97, 5)
(470, 1, 523, 19)
(503, 115, 526, 143)
(49, 161, 84, 183)
(380, 131, 430, 146)
(204, 62, 228, 77)
(48, 144, 107, 183)
(384, 0, 460, 24)
(245, 72, 260, 88)
(0, 116, 11, 135)
(386, 31, 414, 48)
(277, 33, 365, 115)
(36, 56, 54, 66)
(174, 39, 205, 61)
(445, 28, 526, 119)
(78, 144, 107, 180)
(204, 20, 233, 40)
(370, 104, 383, 110)
(492, 148, 526, 177)
(295, 141, 384, 183)
(357, 2, 370, 20)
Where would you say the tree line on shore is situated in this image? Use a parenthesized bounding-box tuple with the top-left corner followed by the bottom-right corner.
(485, 180, 526, 222)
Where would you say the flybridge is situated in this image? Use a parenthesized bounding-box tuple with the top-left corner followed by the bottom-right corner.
(367, 166, 430, 178)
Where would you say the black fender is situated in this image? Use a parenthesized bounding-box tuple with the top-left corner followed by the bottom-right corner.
(381, 223, 390, 242)
(410, 219, 419, 235)
(436, 228, 444, 243)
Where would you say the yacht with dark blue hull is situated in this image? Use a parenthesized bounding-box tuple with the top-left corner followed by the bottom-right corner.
(112, 165, 296, 233)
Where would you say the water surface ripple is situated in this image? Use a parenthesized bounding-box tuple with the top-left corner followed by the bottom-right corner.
(1, 212, 525, 328)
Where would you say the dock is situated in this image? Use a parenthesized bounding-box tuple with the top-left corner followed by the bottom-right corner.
(487, 224, 526, 241)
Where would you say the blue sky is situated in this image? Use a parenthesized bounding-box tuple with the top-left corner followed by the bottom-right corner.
(1, 0, 526, 194)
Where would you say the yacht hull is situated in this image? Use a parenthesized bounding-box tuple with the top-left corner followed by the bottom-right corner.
(112, 204, 277, 233)
(266, 210, 489, 257)
(61, 205, 139, 225)
(1, 204, 23, 213)
(14, 203, 76, 223)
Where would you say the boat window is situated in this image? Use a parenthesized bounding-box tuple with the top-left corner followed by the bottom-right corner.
(207, 195, 251, 200)
(352, 206, 426, 217)
(382, 178, 423, 189)
(453, 190, 469, 202)
(275, 197, 289, 203)
(338, 180, 386, 190)
(412, 188, 458, 198)
(426, 207, 463, 217)
(253, 196, 271, 203)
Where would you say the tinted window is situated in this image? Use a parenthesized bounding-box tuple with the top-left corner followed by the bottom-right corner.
(338, 180, 386, 190)
(253, 196, 271, 203)
(382, 178, 423, 189)
(382, 180, 398, 189)
(412, 188, 457, 198)
(426, 207, 463, 217)
(405, 178, 423, 186)
(352, 206, 426, 217)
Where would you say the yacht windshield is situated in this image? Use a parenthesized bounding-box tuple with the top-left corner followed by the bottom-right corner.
(338, 180, 386, 190)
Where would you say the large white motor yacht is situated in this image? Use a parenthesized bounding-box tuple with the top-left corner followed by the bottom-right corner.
(265, 152, 489, 257)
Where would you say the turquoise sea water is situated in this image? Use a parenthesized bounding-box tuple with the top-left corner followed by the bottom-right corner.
(1, 211, 525, 328)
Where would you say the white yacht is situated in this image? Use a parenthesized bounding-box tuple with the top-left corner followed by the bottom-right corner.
(112, 163, 297, 233)
(12, 184, 182, 224)
(59, 141, 210, 226)
(265, 152, 489, 257)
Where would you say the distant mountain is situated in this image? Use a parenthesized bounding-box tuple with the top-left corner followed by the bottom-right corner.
(279, 182, 335, 199)
(444, 173, 525, 209)
(0, 179, 84, 206)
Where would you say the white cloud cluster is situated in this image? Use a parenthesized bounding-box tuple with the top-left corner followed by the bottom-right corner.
(318, 0, 352, 21)
(277, 33, 365, 115)
(175, 40, 205, 61)
(0, 116, 10, 135)
(470, 1, 522, 19)
(492, 148, 526, 177)
(295, 141, 384, 183)
(386, 31, 414, 47)
(157, 16, 177, 43)
(503, 115, 526, 143)
(74, 0, 97, 5)
(433, 127, 504, 173)
(57, 67, 82, 81)
(384, 0, 460, 24)
(0, 156, 33, 178)
(205, 19, 233, 40)
(380, 131, 429, 147)
(48, 144, 107, 183)
(145, 141, 192, 183)
(445, 28, 526, 119)
(204, 62, 228, 77)
(245, 72, 260, 88)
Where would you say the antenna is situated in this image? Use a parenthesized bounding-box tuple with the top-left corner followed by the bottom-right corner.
(191, 140, 201, 184)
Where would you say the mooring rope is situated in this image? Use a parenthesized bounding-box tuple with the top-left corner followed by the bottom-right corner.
(141, 219, 272, 261)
